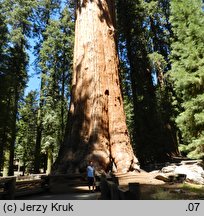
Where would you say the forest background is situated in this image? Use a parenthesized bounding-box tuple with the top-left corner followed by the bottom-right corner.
(0, 0, 203, 176)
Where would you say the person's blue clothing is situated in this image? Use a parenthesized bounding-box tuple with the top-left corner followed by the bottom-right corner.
(87, 165, 94, 177)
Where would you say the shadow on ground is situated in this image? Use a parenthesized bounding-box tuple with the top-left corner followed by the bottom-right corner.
(18, 186, 101, 200)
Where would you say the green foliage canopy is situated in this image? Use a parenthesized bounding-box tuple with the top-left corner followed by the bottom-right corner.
(170, 0, 204, 159)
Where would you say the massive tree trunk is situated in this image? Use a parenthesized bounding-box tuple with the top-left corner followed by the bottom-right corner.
(53, 0, 139, 174)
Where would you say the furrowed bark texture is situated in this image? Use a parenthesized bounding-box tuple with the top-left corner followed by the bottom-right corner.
(54, 0, 139, 174)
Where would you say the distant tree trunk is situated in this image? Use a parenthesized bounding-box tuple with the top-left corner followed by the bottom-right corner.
(60, 69, 65, 143)
(53, 0, 139, 174)
(3, 150, 10, 177)
(3, 59, 19, 176)
(8, 88, 18, 176)
(0, 138, 4, 173)
(46, 147, 53, 174)
(2, 96, 14, 177)
(34, 97, 43, 174)
(34, 68, 46, 174)
(0, 96, 10, 173)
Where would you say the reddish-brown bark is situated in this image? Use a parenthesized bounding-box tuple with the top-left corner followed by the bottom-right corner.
(53, 0, 139, 174)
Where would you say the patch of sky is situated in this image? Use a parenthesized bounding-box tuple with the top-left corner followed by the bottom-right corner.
(25, 38, 40, 96)
(24, 0, 67, 96)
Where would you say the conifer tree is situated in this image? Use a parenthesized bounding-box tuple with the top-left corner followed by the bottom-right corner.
(117, 0, 179, 165)
(117, 0, 160, 164)
(32, 0, 61, 173)
(15, 91, 38, 174)
(39, 5, 74, 173)
(0, 3, 10, 172)
(1, 0, 36, 176)
(170, 0, 204, 159)
(146, 0, 180, 159)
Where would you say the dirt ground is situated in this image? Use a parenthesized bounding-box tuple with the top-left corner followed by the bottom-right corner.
(15, 171, 204, 200)
(117, 171, 204, 200)
(18, 186, 101, 200)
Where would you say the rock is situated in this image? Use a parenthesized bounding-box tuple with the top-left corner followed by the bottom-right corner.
(180, 160, 203, 165)
(175, 164, 204, 184)
(176, 174, 187, 183)
(155, 174, 170, 182)
(150, 170, 160, 174)
(168, 174, 187, 183)
(161, 165, 176, 173)
(155, 173, 186, 183)
(156, 161, 204, 184)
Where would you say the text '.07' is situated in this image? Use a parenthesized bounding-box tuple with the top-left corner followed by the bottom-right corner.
(185, 202, 200, 212)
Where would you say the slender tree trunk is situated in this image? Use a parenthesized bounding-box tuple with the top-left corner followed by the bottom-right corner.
(8, 92, 18, 176)
(33, 6, 53, 174)
(0, 128, 5, 172)
(3, 150, 10, 177)
(3, 99, 17, 177)
(46, 147, 53, 174)
(34, 109, 42, 173)
(34, 84, 43, 173)
(61, 67, 65, 142)
(2, 100, 11, 177)
(53, 0, 139, 174)
(0, 95, 11, 172)
(0, 141, 4, 173)
(3, 70, 19, 176)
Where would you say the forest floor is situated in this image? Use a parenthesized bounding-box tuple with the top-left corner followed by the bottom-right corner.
(139, 182, 204, 200)
(134, 172, 204, 199)
(117, 171, 204, 199)
(16, 171, 204, 200)
(18, 186, 101, 200)
(18, 182, 204, 200)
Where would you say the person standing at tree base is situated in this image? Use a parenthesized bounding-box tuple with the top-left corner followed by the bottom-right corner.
(87, 161, 95, 192)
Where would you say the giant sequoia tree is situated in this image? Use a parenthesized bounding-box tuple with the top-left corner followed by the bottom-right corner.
(53, 0, 139, 174)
